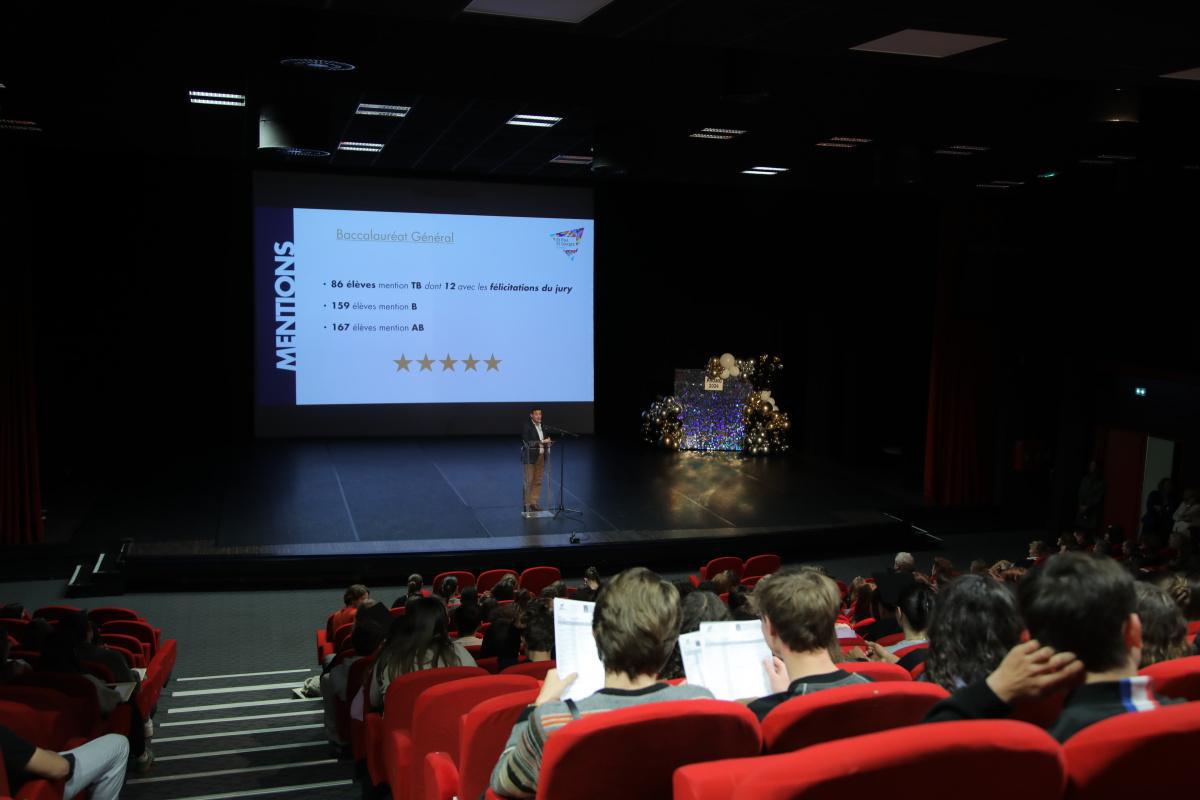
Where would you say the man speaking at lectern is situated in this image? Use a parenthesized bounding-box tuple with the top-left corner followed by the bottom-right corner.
(522, 408, 553, 512)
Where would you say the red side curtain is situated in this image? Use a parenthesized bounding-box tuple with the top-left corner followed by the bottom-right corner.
(923, 207, 994, 506)
(0, 181, 43, 544)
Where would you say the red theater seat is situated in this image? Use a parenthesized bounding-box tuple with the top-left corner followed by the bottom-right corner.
(502, 659, 556, 680)
(675, 720, 1065, 800)
(424, 687, 539, 800)
(364, 666, 486, 787)
(98, 633, 146, 668)
(535, 699, 762, 800)
(839, 661, 912, 682)
(760, 681, 949, 753)
(1139, 655, 1200, 701)
(99, 620, 156, 660)
(699, 556, 743, 582)
(1064, 700, 1200, 797)
(741, 554, 780, 578)
(31, 606, 82, 624)
(386, 674, 537, 800)
(87, 607, 142, 627)
(518, 566, 562, 595)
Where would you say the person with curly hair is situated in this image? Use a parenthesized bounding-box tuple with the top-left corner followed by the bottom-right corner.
(923, 575, 1023, 691)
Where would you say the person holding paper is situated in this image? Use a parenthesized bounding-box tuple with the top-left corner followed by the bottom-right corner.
(489, 568, 712, 799)
(749, 567, 872, 721)
(521, 408, 552, 511)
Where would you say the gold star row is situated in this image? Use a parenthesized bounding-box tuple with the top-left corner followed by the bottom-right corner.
(394, 353, 502, 372)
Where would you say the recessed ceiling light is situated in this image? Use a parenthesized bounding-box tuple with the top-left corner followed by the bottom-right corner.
(976, 184, 1010, 189)
(189, 90, 246, 107)
(507, 114, 562, 128)
(338, 141, 385, 152)
(280, 58, 356, 72)
(1161, 67, 1200, 81)
(286, 147, 331, 158)
(549, 154, 593, 164)
(951, 145, 990, 152)
(1097, 153, 1136, 161)
(830, 136, 872, 144)
(742, 170, 778, 175)
(1037, 171, 1058, 179)
(0, 118, 42, 132)
(851, 29, 1006, 58)
(356, 103, 410, 118)
(816, 141, 857, 149)
(690, 133, 734, 140)
(752, 166, 788, 172)
(700, 127, 746, 135)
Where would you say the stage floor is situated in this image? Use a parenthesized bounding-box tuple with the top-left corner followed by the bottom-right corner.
(64, 437, 918, 572)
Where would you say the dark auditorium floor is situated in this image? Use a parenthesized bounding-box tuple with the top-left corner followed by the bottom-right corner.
(2, 527, 1036, 800)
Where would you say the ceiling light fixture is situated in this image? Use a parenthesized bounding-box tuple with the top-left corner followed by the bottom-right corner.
(934, 148, 974, 156)
(285, 148, 331, 158)
(752, 166, 788, 172)
(549, 154, 593, 164)
(690, 132, 734, 140)
(742, 170, 778, 175)
(189, 90, 246, 107)
(830, 136, 872, 144)
(338, 141, 385, 152)
(0, 118, 42, 132)
(507, 114, 562, 128)
(851, 29, 1006, 58)
(356, 103, 410, 117)
(817, 141, 857, 149)
(280, 58, 356, 72)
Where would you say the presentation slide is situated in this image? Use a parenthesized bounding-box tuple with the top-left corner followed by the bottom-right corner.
(253, 173, 594, 437)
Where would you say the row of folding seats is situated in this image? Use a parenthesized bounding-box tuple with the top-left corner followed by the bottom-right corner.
(368, 652, 1200, 800)
(316, 567, 566, 664)
(2, 603, 178, 723)
(690, 553, 782, 586)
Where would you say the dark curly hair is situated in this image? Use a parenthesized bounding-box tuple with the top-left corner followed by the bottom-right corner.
(925, 575, 1022, 691)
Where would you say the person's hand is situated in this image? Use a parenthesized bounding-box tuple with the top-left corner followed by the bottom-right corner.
(984, 639, 1083, 704)
(844, 645, 868, 660)
(866, 641, 899, 664)
(534, 669, 577, 706)
(763, 655, 791, 694)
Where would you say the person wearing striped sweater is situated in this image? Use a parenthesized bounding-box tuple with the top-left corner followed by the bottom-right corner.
(489, 568, 712, 798)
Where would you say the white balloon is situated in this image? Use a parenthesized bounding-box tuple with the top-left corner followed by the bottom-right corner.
(727, 363, 741, 377)
(719, 353, 736, 368)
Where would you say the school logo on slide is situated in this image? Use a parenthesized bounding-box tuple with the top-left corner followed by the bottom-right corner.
(550, 227, 585, 261)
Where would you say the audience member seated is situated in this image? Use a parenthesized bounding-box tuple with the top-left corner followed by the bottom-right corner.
(0, 629, 32, 678)
(659, 589, 731, 680)
(855, 573, 909, 641)
(728, 585, 757, 620)
(539, 580, 569, 599)
(519, 602, 554, 662)
(480, 605, 523, 671)
(321, 617, 385, 746)
(748, 567, 871, 721)
(924, 575, 1023, 692)
(489, 567, 711, 798)
(453, 590, 484, 645)
(1172, 488, 1200, 534)
(710, 570, 738, 595)
(924, 552, 1182, 741)
(490, 573, 518, 602)
(969, 559, 990, 575)
(0, 723, 128, 800)
(867, 584, 934, 672)
(369, 596, 476, 710)
(1027, 540, 1052, 566)
(513, 588, 535, 611)
(436, 575, 461, 610)
(574, 566, 602, 602)
(394, 574, 425, 609)
(893, 551, 916, 573)
(1133, 582, 1191, 667)
(328, 584, 369, 641)
(60, 612, 135, 684)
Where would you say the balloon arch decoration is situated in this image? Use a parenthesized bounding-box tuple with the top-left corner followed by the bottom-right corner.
(641, 353, 789, 456)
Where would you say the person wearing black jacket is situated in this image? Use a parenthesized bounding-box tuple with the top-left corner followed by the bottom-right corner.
(924, 552, 1182, 741)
